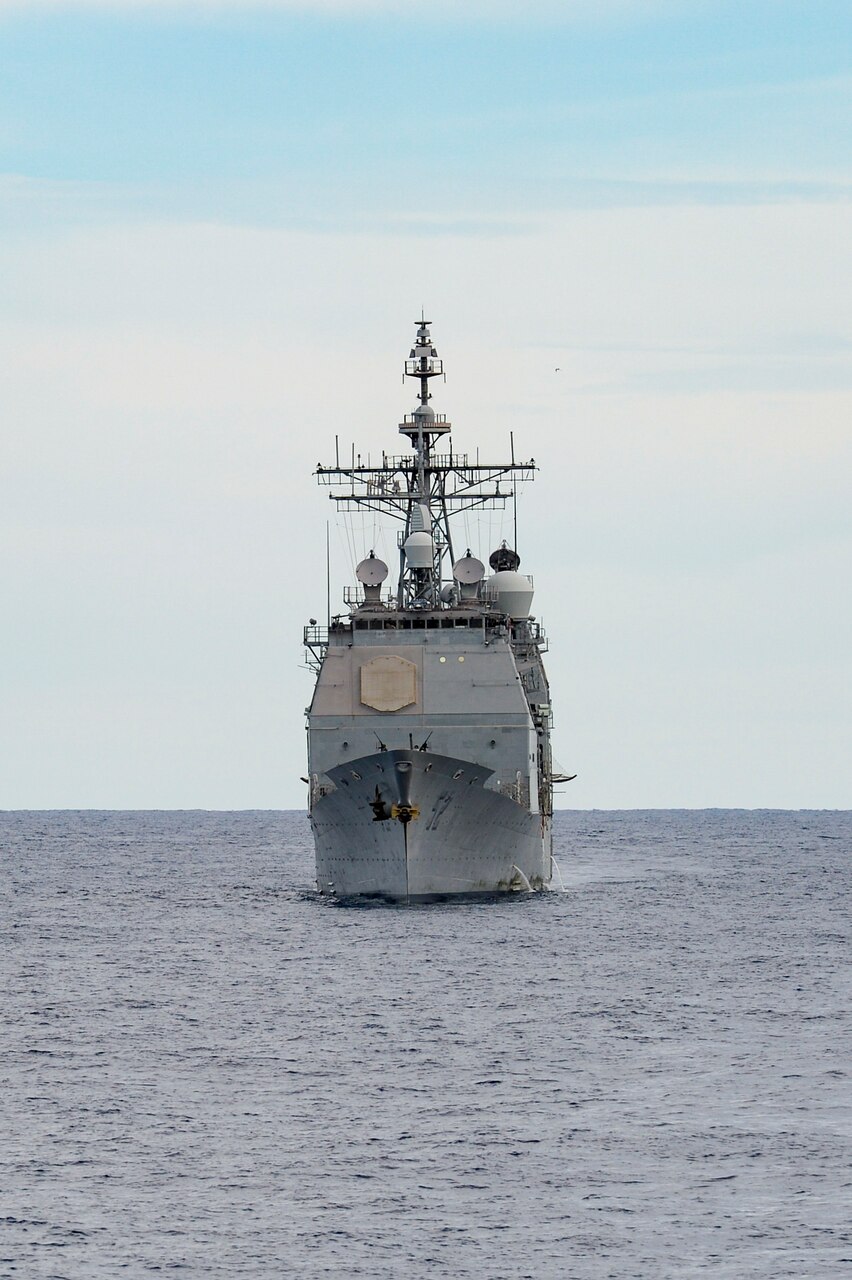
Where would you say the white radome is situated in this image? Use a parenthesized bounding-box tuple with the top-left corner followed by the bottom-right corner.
(403, 531, 434, 568)
(486, 570, 534, 618)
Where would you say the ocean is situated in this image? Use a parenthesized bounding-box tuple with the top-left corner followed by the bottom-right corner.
(2, 809, 850, 1279)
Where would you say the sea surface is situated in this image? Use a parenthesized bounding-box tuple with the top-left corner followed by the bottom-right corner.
(1, 810, 850, 1279)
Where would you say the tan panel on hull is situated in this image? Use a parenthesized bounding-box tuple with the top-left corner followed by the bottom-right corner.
(360, 655, 417, 712)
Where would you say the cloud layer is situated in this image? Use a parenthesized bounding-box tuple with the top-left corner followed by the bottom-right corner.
(2, 204, 850, 807)
(2, 0, 850, 806)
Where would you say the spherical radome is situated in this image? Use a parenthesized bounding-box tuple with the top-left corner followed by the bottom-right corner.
(485, 570, 534, 618)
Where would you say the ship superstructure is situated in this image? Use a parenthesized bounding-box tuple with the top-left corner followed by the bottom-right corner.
(304, 318, 557, 900)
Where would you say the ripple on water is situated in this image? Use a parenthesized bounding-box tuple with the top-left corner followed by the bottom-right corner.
(1, 808, 850, 1279)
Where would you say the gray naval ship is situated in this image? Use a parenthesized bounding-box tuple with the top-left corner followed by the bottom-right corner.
(303, 318, 565, 901)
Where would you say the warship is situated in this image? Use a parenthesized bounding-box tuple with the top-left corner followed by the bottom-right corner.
(303, 318, 564, 900)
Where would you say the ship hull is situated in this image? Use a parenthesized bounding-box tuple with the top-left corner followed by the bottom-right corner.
(311, 748, 550, 900)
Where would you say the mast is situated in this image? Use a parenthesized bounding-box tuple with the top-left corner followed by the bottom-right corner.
(403, 314, 444, 499)
(398, 317, 451, 606)
(314, 318, 537, 614)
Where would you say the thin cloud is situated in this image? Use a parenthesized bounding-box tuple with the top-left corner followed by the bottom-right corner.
(0, 0, 667, 20)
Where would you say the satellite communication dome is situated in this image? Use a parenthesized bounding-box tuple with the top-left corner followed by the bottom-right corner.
(403, 531, 434, 568)
(452, 555, 485, 585)
(485, 570, 534, 618)
(356, 553, 389, 587)
(489, 543, 521, 572)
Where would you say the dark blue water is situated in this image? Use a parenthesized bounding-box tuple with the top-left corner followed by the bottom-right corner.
(2, 810, 850, 1279)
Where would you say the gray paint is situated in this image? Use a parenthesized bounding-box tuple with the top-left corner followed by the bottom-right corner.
(305, 320, 556, 899)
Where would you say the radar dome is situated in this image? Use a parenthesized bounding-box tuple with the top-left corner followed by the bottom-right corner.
(355, 553, 389, 587)
(452, 555, 485, 585)
(403, 531, 434, 568)
(485, 570, 534, 618)
(489, 543, 521, 572)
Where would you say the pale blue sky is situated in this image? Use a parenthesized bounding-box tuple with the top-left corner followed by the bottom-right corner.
(1, 0, 850, 808)
(2, 1, 850, 218)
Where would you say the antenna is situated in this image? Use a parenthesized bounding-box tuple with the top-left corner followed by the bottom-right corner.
(316, 317, 538, 613)
(326, 521, 331, 626)
(510, 431, 518, 550)
(403, 313, 444, 409)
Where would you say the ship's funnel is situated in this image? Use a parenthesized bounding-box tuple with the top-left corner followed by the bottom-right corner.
(403, 531, 434, 569)
(485, 570, 534, 618)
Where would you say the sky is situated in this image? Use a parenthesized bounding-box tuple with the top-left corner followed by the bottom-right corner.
(1, 0, 850, 809)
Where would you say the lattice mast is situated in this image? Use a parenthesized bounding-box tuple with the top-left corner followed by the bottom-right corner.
(398, 316, 452, 608)
(315, 318, 536, 612)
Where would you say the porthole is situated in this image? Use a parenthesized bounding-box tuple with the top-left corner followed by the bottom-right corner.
(439, 655, 447, 663)
(458, 655, 465, 663)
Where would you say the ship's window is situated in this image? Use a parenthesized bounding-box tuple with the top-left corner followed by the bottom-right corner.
(427, 618, 439, 629)
(413, 619, 426, 629)
(369, 620, 383, 630)
(455, 618, 467, 627)
(470, 618, 483, 628)
(458, 655, 465, 662)
(355, 621, 368, 630)
(402, 619, 412, 629)
(439, 655, 447, 663)
(441, 618, 454, 628)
